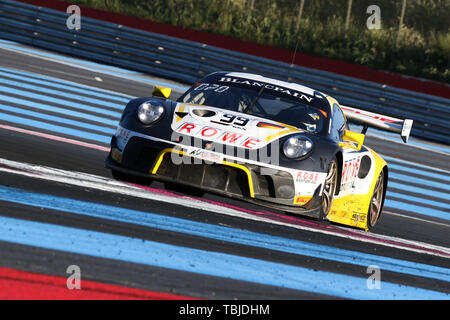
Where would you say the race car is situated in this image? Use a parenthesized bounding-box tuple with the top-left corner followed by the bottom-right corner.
(105, 72, 413, 231)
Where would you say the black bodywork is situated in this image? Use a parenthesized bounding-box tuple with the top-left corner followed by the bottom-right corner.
(105, 72, 342, 218)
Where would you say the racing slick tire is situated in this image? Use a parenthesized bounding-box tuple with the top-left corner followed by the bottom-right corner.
(367, 170, 385, 230)
(319, 158, 338, 221)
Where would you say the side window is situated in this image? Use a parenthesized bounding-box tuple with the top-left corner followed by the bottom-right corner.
(330, 104, 347, 141)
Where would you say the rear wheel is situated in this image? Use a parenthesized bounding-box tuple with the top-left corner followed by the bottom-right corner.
(320, 158, 338, 220)
(368, 171, 384, 229)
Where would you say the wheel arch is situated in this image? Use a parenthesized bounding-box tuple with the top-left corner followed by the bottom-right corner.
(366, 151, 389, 229)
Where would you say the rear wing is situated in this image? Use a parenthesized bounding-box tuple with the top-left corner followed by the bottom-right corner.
(341, 105, 413, 143)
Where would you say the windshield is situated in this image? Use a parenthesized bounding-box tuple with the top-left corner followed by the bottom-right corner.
(177, 80, 329, 134)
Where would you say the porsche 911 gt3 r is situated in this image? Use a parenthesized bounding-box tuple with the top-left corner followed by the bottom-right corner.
(105, 72, 413, 231)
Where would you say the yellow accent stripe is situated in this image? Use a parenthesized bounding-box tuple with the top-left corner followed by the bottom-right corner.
(222, 161, 255, 198)
(175, 105, 186, 123)
(151, 148, 255, 198)
(151, 148, 179, 174)
(257, 123, 285, 129)
(338, 142, 361, 151)
(264, 123, 300, 142)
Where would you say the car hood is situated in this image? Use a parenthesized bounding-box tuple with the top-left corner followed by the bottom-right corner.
(170, 103, 305, 150)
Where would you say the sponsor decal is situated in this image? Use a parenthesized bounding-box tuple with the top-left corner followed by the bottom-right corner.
(176, 122, 262, 149)
(341, 106, 398, 123)
(116, 126, 131, 140)
(293, 195, 312, 205)
(218, 77, 314, 103)
(351, 213, 366, 224)
(193, 83, 230, 93)
(341, 157, 361, 185)
(221, 132, 243, 144)
(177, 123, 196, 134)
(295, 170, 319, 184)
(186, 148, 223, 164)
(115, 126, 132, 150)
(111, 148, 123, 163)
(214, 113, 250, 130)
(303, 123, 317, 132)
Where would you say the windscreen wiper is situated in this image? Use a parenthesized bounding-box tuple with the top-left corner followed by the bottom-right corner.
(243, 86, 265, 114)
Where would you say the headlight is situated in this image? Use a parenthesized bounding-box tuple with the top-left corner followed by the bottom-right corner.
(137, 102, 165, 125)
(283, 136, 313, 159)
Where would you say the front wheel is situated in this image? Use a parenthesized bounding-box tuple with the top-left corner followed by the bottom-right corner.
(367, 170, 385, 230)
(320, 158, 338, 220)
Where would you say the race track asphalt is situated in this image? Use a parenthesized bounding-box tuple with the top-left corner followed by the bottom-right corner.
(0, 41, 449, 300)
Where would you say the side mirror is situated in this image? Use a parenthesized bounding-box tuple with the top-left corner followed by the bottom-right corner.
(340, 130, 365, 151)
(152, 86, 172, 99)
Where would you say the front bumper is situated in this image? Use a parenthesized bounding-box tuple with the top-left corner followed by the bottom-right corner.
(105, 134, 323, 218)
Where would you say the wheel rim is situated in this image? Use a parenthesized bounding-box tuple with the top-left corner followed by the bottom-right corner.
(322, 160, 337, 215)
(369, 173, 384, 226)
